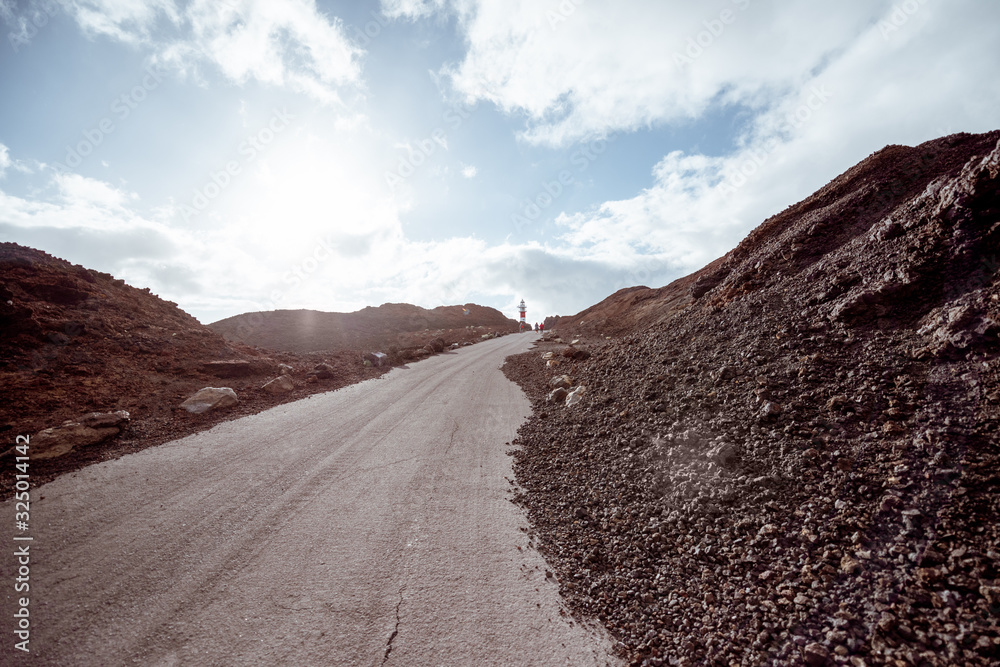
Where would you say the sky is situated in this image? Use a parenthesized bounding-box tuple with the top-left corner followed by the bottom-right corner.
(1, 0, 998, 325)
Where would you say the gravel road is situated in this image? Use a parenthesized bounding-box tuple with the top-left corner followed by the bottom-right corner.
(2, 333, 617, 666)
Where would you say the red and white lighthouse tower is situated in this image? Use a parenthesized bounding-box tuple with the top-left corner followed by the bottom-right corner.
(518, 299, 527, 331)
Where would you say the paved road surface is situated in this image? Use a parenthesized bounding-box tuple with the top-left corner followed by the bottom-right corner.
(2, 333, 617, 666)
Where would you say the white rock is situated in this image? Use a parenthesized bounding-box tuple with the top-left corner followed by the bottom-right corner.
(565, 385, 587, 407)
(547, 387, 569, 404)
(549, 374, 574, 389)
(31, 411, 130, 460)
(181, 387, 239, 414)
(261, 375, 294, 394)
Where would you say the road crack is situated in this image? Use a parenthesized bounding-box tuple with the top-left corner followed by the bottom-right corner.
(381, 585, 405, 665)
(443, 418, 461, 455)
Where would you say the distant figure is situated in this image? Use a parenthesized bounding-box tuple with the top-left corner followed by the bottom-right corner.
(534, 322, 539, 332)
(539, 322, 544, 333)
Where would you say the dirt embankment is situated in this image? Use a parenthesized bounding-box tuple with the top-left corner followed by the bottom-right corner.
(0, 243, 516, 487)
(504, 131, 1000, 666)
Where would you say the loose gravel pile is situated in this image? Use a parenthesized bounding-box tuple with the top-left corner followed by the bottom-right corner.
(503, 132, 1000, 666)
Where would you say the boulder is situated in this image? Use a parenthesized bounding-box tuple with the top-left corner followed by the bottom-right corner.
(565, 385, 587, 407)
(262, 375, 294, 394)
(547, 387, 569, 404)
(365, 351, 388, 367)
(32, 410, 130, 460)
(181, 387, 238, 414)
(549, 375, 574, 389)
(309, 363, 335, 380)
(561, 345, 591, 360)
(77, 410, 131, 429)
(546, 359, 561, 368)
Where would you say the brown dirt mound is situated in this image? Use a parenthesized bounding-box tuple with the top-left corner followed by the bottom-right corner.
(504, 130, 1000, 665)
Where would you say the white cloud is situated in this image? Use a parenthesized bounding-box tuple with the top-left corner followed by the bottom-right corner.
(1, 141, 611, 323)
(61, 0, 364, 105)
(418, 0, 887, 146)
(546, 0, 1000, 281)
(61, 0, 179, 44)
(0, 144, 10, 177)
(460, 163, 477, 178)
(0, 0, 15, 22)
(381, 0, 449, 21)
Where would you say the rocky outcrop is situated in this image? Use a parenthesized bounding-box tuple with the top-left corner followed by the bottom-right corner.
(180, 387, 238, 414)
(32, 410, 130, 459)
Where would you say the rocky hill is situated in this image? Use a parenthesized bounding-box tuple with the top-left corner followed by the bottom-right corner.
(503, 131, 1000, 666)
(209, 303, 519, 353)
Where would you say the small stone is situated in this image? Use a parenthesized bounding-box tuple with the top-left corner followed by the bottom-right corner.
(803, 641, 829, 665)
(760, 401, 783, 420)
(841, 555, 862, 575)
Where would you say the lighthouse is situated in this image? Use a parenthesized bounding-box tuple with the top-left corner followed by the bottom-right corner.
(518, 299, 527, 331)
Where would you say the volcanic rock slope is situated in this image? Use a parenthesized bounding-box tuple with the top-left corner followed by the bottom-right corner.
(504, 131, 1000, 666)
(209, 302, 519, 352)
